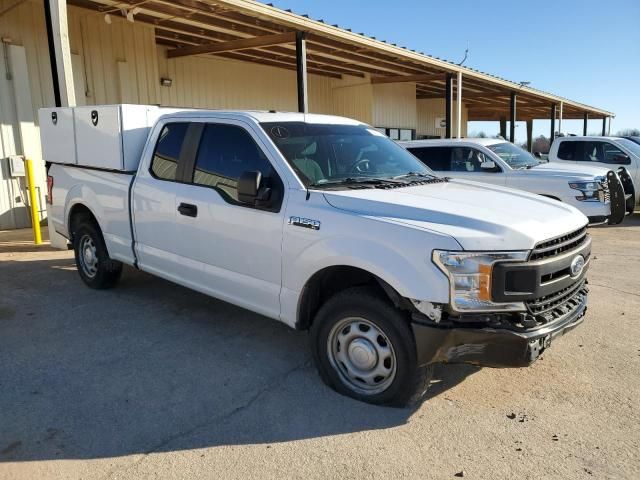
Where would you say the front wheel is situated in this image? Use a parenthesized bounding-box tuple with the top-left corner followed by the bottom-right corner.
(72, 220, 123, 289)
(311, 287, 433, 407)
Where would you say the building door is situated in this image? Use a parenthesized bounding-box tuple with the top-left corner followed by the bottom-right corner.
(0, 43, 48, 230)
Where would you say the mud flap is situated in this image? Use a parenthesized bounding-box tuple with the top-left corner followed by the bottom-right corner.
(616, 167, 636, 216)
(607, 170, 626, 225)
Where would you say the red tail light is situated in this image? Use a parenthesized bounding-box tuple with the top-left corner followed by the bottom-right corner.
(47, 175, 53, 205)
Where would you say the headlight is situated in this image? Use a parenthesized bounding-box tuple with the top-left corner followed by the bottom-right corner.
(433, 250, 529, 313)
(569, 177, 608, 202)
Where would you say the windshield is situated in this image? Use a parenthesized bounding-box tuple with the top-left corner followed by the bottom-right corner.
(261, 122, 436, 187)
(486, 142, 539, 169)
(616, 138, 640, 157)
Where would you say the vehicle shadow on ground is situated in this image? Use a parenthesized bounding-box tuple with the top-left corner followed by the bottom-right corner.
(0, 258, 478, 462)
(591, 211, 640, 229)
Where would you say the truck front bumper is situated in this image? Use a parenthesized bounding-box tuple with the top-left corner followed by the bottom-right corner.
(411, 293, 587, 368)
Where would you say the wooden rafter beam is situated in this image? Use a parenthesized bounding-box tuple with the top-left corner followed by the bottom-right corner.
(157, 38, 341, 79)
(167, 31, 297, 58)
(371, 73, 445, 85)
(156, 28, 366, 77)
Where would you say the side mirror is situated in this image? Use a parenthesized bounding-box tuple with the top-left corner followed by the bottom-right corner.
(613, 153, 631, 165)
(533, 152, 542, 159)
(238, 170, 272, 206)
(480, 160, 498, 171)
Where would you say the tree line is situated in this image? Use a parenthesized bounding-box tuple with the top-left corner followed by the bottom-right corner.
(468, 128, 640, 153)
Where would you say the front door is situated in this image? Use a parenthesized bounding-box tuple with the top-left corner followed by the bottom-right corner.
(446, 146, 505, 186)
(170, 120, 286, 320)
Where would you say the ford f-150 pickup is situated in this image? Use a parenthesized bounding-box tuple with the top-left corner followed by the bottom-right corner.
(40, 105, 591, 406)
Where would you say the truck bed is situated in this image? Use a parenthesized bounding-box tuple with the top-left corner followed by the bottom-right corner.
(48, 164, 136, 265)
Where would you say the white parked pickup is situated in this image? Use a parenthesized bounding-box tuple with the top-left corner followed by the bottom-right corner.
(548, 136, 638, 215)
(41, 105, 592, 406)
(400, 138, 631, 225)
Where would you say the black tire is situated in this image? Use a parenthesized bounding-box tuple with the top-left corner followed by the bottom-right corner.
(72, 219, 122, 289)
(310, 286, 433, 407)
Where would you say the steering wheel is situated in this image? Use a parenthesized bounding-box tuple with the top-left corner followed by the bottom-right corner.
(349, 158, 371, 174)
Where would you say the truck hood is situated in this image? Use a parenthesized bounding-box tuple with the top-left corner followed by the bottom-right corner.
(322, 179, 587, 251)
(528, 161, 611, 179)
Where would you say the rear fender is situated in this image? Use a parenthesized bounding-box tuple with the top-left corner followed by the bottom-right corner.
(64, 185, 106, 239)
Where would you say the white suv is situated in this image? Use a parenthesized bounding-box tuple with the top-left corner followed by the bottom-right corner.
(401, 138, 629, 225)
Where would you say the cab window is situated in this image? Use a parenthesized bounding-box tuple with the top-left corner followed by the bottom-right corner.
(150, 123, 189, 181)
(191, 123, 279, 205)
(409, 146, 491, 172)
(557, 141, 579, 161)
(409, 147, 452, 171)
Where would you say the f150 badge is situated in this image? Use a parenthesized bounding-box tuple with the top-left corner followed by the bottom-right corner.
(289, 216, 321, 230)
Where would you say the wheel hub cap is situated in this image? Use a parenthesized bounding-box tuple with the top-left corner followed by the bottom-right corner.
(327, 317, 397, 396)
(348, 339, 377, 370)
(78, 234, 98, 278)
(83, 247, 95, 265)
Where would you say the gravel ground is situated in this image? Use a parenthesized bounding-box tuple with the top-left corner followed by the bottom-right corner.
(0, 217, 638, 480)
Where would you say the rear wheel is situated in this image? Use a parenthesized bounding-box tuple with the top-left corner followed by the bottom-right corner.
(311, 287, 433, 407)
(72, 220, 122, 289)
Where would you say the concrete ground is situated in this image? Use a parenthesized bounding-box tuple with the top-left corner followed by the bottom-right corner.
(0, 218, 638, 480)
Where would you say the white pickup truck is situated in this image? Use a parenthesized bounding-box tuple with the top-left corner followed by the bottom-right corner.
(548, 136, 638, 214)
(401, 138, 632, 225)
(41, 105, 591, 406)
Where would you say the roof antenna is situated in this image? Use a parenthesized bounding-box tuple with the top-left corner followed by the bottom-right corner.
(457, 44, 469, 66)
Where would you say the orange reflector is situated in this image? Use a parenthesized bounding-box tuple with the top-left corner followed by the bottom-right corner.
(478, 264, 492, 301)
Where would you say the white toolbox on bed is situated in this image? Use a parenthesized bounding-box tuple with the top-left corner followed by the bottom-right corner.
(39, 104, 163, 171)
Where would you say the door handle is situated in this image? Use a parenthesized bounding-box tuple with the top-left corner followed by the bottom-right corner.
(178, 203, 198, 217)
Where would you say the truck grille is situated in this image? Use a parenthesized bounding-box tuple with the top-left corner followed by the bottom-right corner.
(526, 279, 587, 321)
(524, 226, 590, 324)
(529, 226, 589, 261)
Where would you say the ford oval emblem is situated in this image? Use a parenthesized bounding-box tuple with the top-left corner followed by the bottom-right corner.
(570, 255, 585, 278)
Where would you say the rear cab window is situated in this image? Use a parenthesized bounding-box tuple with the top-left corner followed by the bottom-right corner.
(557, 141, 579, 161)
(150, 123, 189, 181)
(409, 147, 452, 171)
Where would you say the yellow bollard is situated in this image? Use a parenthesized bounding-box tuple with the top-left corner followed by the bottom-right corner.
(25, 158, 42, 245)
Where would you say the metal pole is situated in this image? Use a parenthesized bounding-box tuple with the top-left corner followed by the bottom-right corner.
(499, 117, 507, 139)
(550, 104, 557, 143)
(295, 31, 308, 114)
(558, 101, 563, 135)
(445, 73, 453, 139)
(602, 117, 607, 136)
(456, 71, 462, 138)
(509, 92, 517, 143)
(583, 112, 588, 136)
(526, 119, 533, 152)
(43, 0, 61, 107)
(25, 159, 43, 245)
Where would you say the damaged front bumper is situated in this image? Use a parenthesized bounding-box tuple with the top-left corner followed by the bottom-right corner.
(411, 291, 587, 368)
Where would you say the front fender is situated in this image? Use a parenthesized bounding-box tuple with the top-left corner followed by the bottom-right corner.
(283, 233, 454, 306)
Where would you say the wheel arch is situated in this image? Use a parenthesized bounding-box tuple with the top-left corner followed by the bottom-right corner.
(67, 202, 101, 242)
(295, 265, 414, 331)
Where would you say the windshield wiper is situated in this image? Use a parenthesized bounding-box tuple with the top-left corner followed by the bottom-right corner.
(309, 177, 400, 188)
(392, 171, 436, 180)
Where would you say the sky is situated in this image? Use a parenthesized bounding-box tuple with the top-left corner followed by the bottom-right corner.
(260, 0, 640, 143)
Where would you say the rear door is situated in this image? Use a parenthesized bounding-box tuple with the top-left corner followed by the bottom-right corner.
(132, 121, 193, 279)
(168, 120, 286, 320)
